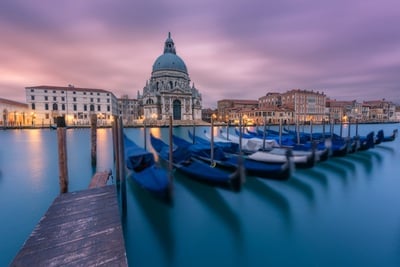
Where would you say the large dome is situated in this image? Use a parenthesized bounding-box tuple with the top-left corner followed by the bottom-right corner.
(152, 53, 187, 73)
(151, 32, 188, 74)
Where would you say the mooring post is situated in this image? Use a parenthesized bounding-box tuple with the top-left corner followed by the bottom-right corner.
(347, 117, 351, 138)
(90, 114, 97, 166)
(262, 116, 267, 150)
(57, 116, 68, 194)
(340, 119, 343, 137)
(112, 116, 120, 193)
(279, 119, 282, 146)
(211, 115, 215, 165)
(192, 121, 196, 144)
(117, 117, 127, 217)
(226, 119, 230, 140)
(143, 120, 147, 151)
(168, 116, 174, 198)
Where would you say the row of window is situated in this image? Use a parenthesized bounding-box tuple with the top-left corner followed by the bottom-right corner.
(29, 89, 110, 97)
(30, 95, 110, 103)
(31, 103, 111, 112)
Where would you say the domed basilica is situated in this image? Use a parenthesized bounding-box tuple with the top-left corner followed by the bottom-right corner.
(138, 33, 202, 121)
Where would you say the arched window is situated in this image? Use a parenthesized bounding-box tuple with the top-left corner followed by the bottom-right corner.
(90, 104, 95, 112)
(146, 98, 154, 105)
(53, 103, 58, 111)
(173, 99, 181, 120)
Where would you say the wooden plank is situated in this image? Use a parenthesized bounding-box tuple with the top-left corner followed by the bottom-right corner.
(88, 171, 111, 188)
(11, 186, 127, 267)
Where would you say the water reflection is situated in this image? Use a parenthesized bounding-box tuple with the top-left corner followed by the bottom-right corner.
(318, 160, 350, 185)
(286, 176, 315, 206)
(296, 168, 329, 191)
(375, 145, 395, 156)
(175, 173, 242, 243)
(332, 157, 357, 175)
(244, 178, 292, 231)
(127, 179, 175, 266)
(346, 152, 374, 174)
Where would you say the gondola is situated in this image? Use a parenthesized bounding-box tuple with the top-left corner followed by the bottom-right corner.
(124, 134, 171, 199)
(150, 133, 242, 191)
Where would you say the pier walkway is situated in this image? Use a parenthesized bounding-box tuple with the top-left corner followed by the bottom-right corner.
(10, 185, 127, 266)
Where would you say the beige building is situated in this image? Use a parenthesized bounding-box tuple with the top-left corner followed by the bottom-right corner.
(0, 98, 30, 127)
(25, 85, 118, 126)
(281, 89, 326, 123)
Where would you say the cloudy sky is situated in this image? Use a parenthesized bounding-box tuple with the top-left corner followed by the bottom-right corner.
(1, 0, 399, 108)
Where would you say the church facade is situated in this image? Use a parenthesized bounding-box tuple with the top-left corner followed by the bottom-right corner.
(138, 33, 202, 121)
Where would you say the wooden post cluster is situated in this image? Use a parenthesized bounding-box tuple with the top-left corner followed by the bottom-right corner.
(57, 116, 68, 194)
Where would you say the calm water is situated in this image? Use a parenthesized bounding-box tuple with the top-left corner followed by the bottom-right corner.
(1, 123, 400, 267)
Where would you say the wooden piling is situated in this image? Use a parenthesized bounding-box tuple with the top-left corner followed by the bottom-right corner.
(143, 120, 147, 151)
(116, 117, 127, 218)
(262, 116, 267, 150)
(210, 115, 215, 165)
(112, 116, 120, 185)
(57, 116, 68, 194)
(90, 113, 97, 166)
(168, 116, 174, 199)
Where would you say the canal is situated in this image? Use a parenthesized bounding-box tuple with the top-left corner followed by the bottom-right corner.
(1, 123, 399, 266)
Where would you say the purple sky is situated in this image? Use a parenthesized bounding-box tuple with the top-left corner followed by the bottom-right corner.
(1, 0, 399, 108)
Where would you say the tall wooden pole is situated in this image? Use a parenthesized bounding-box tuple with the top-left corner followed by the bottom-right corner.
(192, 121, 196, 144)
(226, 119, 230, 140)
(168, 116, 174, 198)
(143, 120, 147, 151)
(239, 116, 243, 154)
(262, 116, 267, 150)
(90, 114, 97, 166)
(347, 117, 351, 138)
(112, 116, 120, 192)
(279, 119, 282, 146)
(117, 117, 127, 217)
(210, 116, 215, 165)
(340, 118, 343, 137)
(57, 116, 68, 194)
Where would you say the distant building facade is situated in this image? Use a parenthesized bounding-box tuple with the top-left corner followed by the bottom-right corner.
(118, 95, 139, 125)
(217, 99, 258, 123)
(138, 33, 202, 122)
(280, 89, 326, 123)
(25, 85, 118, 126)
(0, 98, 29, 127)
(363, 99, 397, 122)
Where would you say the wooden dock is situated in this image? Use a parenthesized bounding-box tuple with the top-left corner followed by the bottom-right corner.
(11, 185, 128, 266)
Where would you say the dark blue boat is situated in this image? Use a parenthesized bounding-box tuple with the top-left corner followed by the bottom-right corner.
(178, 133, 291, 180)
(150, 133, 242, 191)
(124, 134, 170, 198)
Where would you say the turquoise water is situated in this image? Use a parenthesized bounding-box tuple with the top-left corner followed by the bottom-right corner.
(1, 124, 400, 266)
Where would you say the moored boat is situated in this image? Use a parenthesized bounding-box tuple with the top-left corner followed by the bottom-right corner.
(124, 134, 171, 199)
(150, 133, 243, 191)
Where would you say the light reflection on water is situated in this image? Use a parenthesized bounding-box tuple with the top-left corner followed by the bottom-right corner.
(1, 124, 400, 267)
